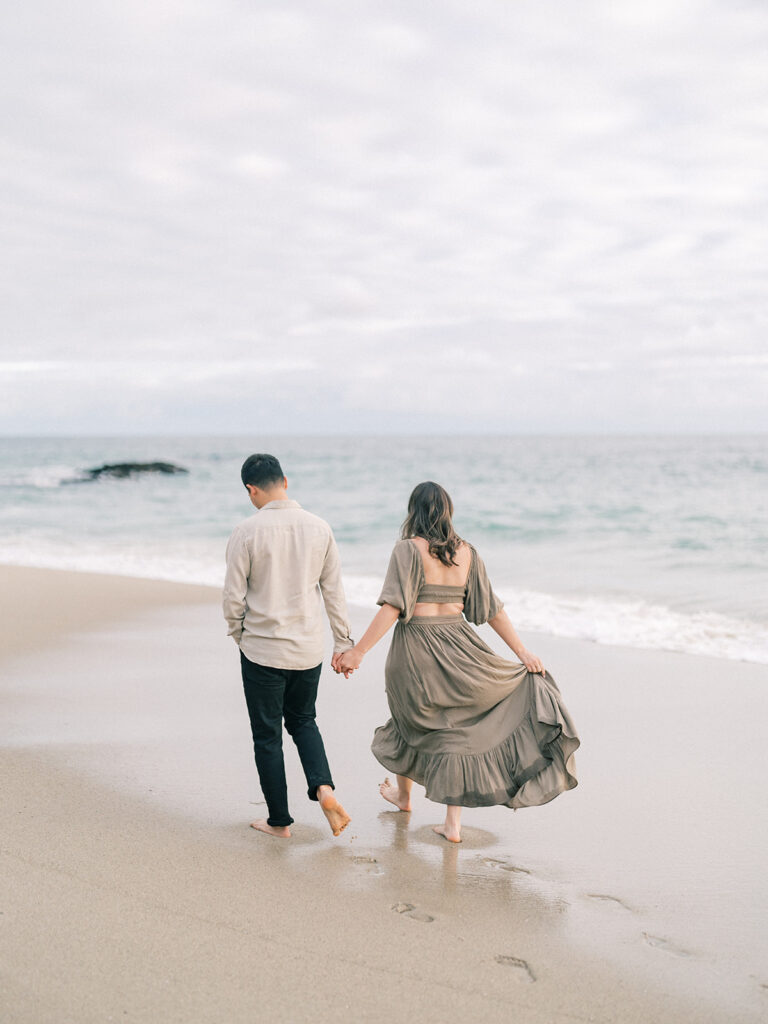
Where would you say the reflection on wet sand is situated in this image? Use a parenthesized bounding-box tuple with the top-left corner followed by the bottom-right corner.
(338, 805, 569, 931)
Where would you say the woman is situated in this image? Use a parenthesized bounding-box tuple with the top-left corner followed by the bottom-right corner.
(336, 481, 579, 843)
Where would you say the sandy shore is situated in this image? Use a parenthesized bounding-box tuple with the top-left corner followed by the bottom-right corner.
(1, 566, 767, 1023)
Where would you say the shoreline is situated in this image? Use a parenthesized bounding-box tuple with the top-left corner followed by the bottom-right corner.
(0, 563, 216, 659)
(2, 565, 767, 1022)
(1, 558, 766, 667)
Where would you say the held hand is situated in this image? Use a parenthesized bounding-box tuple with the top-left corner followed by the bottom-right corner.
(336, 647, 364, 678)
(331, 651, 355, 677)
(519, 649, 546, 675)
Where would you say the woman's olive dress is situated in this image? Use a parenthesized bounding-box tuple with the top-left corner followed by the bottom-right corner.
(371, 540, 579, 809)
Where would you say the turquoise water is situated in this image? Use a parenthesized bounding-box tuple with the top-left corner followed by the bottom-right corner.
(1, 434, 766, 662)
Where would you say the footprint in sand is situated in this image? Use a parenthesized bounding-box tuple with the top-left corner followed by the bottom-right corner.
(642, 933, 692, 958)
(495, 955, 536, 982)
(391, 902, 435, 923)
(352, 854, 384, 875)
(587, 893, 632, 911)
(482, 857, 531, 875)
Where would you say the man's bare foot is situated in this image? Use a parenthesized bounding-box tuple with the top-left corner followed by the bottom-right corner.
(317, 787, 351, 837)
(250, 819, 291, 838)
(379, 777, 412, 812)
(432, 824, 461, 843)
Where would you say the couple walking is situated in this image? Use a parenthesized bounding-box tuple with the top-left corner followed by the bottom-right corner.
(223, 453, 579, 843)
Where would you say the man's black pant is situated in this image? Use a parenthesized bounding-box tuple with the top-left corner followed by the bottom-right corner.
(240, 652, 334, 827)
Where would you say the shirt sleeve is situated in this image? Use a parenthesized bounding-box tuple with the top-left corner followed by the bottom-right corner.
(463, 545, 504, 625)
(318, 531, 355, 654)
(222, 528, 250, 645)
(377, 540, 423, 622)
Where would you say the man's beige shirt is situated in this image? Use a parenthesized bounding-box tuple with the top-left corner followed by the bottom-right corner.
(222, 499, 354, 670)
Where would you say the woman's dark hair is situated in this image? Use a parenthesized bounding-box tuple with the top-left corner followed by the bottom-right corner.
(241, 453, 284, 489)
(401, 481, 462, 566)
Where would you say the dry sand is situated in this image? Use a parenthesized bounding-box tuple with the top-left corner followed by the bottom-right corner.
(1, 566, 767, 1023)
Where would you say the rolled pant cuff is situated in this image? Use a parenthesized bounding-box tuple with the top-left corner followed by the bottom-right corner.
(266, 814, 295, 827)
(308, 779, 334, 802)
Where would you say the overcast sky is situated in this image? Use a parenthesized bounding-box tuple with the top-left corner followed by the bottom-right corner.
(1, 0, 767, 435)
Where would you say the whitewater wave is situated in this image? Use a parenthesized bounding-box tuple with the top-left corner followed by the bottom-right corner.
(2, 547, 765, 665)
(496, 587, 768, 664)
(0, 465, 90, 488)
(0, 545, 225, 588)
(343, 574, 768, 664)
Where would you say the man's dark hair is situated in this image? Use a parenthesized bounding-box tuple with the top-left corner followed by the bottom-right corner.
(241, 453, 284, 490)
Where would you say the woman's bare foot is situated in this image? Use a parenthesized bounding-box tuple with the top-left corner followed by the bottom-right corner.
(379, 777, 412, 812)
(433, 805, 462, 842)
(317, 786, 351, 837)
(250, 819, 291, 838)
(432, 824, 461, 843)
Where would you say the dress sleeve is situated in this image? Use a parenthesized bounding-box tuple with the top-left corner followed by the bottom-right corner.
(377, 540, 423, 622)
(463, 545, 504, 625)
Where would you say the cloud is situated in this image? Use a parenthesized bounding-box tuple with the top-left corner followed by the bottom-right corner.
(1, 0, 767, 433)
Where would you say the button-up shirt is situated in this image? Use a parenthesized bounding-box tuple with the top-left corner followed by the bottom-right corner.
(222, 499, 354, 670)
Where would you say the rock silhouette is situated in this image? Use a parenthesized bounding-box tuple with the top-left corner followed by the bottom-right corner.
(84, 462, 189, 480)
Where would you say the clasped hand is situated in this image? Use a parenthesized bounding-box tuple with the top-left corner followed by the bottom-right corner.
(332, 647, 363, 678)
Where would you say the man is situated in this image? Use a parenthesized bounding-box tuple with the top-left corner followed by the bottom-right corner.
(223, 453, 353, 839)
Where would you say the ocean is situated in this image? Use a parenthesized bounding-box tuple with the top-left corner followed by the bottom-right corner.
(1, 434, 766, 664)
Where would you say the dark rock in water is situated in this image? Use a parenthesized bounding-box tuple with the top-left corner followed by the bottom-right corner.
(84, 462, 189, 480)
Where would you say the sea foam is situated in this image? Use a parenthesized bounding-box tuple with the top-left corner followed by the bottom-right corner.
(1, 548, 766, 664)
(329, 575, 768, 664)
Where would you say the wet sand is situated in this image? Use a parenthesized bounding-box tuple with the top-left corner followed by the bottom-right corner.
(1, 566, 767, 1023)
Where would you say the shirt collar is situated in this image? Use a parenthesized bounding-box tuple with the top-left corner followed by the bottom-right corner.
(259, 499, 301, 511)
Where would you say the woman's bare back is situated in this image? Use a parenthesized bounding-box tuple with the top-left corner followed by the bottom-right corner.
(410, 536, 470, 616)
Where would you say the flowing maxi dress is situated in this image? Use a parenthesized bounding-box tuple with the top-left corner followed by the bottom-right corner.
(371, 540, 579, 809)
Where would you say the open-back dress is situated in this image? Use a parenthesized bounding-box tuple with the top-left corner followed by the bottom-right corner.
(370, 539, 579, 809)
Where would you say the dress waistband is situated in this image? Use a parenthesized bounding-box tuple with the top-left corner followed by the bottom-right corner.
(405, 613, 464, 625)
(416, 583, 466, 602)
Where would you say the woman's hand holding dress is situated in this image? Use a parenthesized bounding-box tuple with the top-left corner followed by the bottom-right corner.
(518, 648, 546, 674)
(488, 609, 546, 674)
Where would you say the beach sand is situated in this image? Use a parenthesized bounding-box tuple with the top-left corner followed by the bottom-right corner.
(1, 566, 767, 1023)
